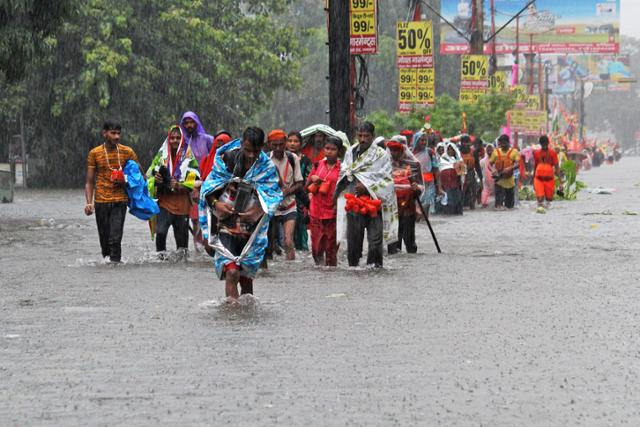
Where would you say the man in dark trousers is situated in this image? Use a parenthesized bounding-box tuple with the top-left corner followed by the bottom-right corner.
(335, 122, 397, 268)
(84, 121, 139, 263)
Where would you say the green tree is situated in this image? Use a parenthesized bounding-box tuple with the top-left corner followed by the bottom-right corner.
(0, 0, 73, 82)
(366, 92, 515, 139)
(3, 0, 303, 186)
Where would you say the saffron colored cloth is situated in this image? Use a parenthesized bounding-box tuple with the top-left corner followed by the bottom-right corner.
(336, 143, 399, 245)
(308, 159, 340, 219)
(198, 139, 283, 279)
(387, 144, 424, 217)
(534, 177, 556, 200)
(180, 111, 214, 166)
(533, 148, 559, 170)
(310, 217, 337, 266)
(200, 133, 233, 181)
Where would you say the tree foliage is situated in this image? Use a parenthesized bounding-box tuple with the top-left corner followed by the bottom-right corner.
(2, 0, 302, 186)
(0, 0, 73, 82)
(366, 91, 515, 140)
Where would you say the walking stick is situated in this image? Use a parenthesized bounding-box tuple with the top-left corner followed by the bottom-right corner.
(416, 195, 442, 254)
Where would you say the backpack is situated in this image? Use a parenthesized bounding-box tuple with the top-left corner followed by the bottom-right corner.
(495, 148, 514, 179)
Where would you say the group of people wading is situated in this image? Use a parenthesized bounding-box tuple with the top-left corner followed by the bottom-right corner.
(85, 113, 566, 302)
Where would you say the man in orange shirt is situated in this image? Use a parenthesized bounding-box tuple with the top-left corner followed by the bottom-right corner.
(533, 135, 562, 209)
(85, 121, 139, 263)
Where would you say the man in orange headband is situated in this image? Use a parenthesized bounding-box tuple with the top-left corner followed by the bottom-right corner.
(268, 129, 303, 260)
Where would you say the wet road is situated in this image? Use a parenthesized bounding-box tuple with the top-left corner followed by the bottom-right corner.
(1, 158, 640, 426)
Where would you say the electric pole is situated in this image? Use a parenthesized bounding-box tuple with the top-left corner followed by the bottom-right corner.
(328, 0, 352, 139)
(470, 0, 484, 54)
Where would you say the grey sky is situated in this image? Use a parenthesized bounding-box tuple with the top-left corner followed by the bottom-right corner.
(622, 0, 640, 39)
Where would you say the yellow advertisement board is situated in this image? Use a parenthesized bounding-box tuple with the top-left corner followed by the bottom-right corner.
(460, 55, 489, 81)
(397, 20, 435, 112)
(488, 71, 507, 92)
(396, 21, 433, 68)
(509, 110, 547, 135)
(398, 68, 435, 111)
(460, 55, 489, 104)
(350, 0, 377, 54)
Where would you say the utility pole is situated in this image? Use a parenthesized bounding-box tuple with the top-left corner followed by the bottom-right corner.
(526, 34, 535, 95)
(328, 0, 352, 139)
(19, 110, 27, 188)
(470, 0, 484, 54)
(489, 0, 496, 74)
(579, 79, 585, 141)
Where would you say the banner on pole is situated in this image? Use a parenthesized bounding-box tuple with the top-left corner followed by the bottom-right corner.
(509, 109, 547, 135)
(460, 55, 489, 104)
(350, 0, 378, 54)
(397, 20, 435, 112)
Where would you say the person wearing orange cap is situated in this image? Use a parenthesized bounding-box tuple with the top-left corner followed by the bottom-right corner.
(268, 129, 304, 260)
(386, 137, 423, 254)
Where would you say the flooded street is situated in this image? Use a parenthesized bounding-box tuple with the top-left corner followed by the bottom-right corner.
(2, 158, 640, 426)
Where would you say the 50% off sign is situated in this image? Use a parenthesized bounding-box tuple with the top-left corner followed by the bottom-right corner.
(396, 21, 433, 68)
(461, 55, 488, 81)
(460, 55, 489, 104)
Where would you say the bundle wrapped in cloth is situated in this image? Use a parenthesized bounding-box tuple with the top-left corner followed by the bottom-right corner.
(344, 193, 382, 217)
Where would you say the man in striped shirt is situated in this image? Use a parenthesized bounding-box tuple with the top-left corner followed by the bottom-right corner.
(84, 121, 139, 263)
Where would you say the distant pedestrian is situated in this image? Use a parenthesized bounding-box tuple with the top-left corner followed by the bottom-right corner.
(533, 135, 562, 209)
(490, 134, 520, 210)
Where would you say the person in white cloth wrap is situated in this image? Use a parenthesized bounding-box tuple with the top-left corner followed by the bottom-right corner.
(335, 122, 398, 268)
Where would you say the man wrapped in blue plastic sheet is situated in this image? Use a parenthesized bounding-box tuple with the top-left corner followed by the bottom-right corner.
(198, 127, 282, 301)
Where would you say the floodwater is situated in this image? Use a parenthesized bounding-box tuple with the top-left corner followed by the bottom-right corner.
(1, 158, 640, 426)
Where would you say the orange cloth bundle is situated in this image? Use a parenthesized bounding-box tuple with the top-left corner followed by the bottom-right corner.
(344, 193, 382, 217)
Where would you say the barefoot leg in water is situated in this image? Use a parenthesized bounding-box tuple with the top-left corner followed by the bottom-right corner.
(239, 276, 254, 295)
(224, 268, 240, 301)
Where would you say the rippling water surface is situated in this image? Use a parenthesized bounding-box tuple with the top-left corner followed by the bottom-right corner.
(2, 160, 640, 425)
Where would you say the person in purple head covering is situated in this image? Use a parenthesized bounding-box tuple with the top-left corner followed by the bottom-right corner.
(180, 111, 214, 166)
(181, 111, 214, 252)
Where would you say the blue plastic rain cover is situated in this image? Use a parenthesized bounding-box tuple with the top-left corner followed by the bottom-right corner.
(123, 160, 160, 220)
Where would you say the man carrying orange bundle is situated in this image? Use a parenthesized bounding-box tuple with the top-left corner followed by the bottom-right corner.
(533, 135, 562, 210)
(335, 122, 398, 268)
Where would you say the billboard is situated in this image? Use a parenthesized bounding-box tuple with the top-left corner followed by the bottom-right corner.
(397, 21, 435, 112)
(440, 0, 620, 55)
(350, 0, 378, 54)
(551, 54, 635, 95)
